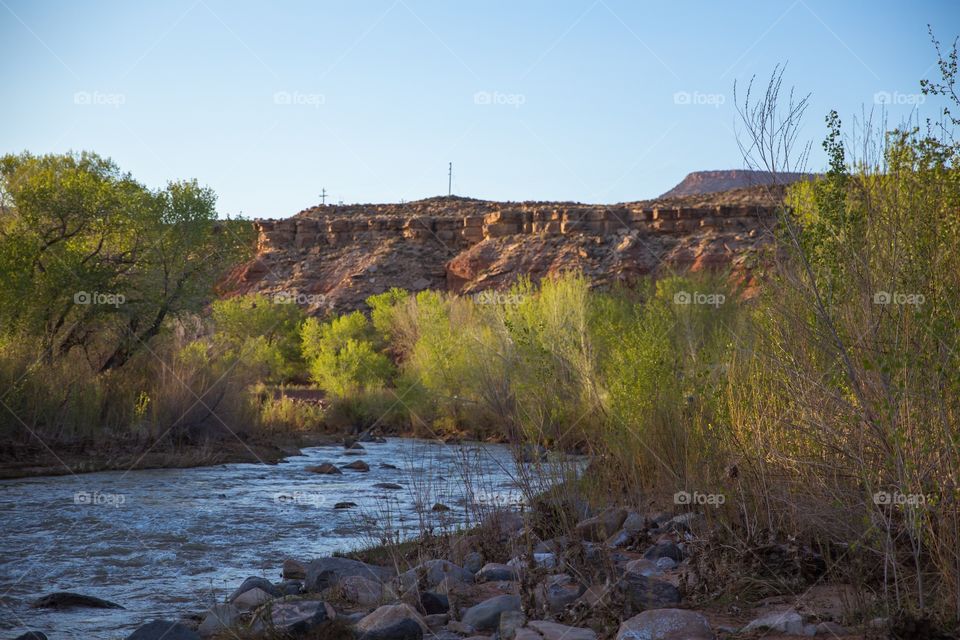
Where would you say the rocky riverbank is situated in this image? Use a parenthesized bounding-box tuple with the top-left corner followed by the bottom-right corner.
(0, 431, 340, 480)
(26, 501, 882, 640)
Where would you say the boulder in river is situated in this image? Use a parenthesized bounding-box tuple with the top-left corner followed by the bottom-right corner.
(31, 592, 123, 610)
(344, 460, 371, 472)
(374, 482, 403, 490)
(306, 462, 342, 474)
(12, 633, 47, 640)
(305, 556, 395, 592)
(126, 620, 200, 640)
(335, 501, 358, 509)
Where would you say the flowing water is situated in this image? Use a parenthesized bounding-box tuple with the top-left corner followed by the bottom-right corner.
(0, 438, 552, 639)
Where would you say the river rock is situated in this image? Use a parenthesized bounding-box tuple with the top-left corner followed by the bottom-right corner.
(232, 586, 273, 610)
(477, 562, 519, 582)
(305, 556, 395, 591)
(228, 576, 281, 601)
(528, 620, 598, 640)
(463, 551, 484, 573)
(356, 603, 428, 638)
(12, 633, 47, 640)
(335, 501, 358, 509)
(643, 540, 683, 562)
(431, 502, 451, 512)
(255, 600, 335, 635)
(462, 594, 522, 631)
(499, 610, 527, 640)
(622, 511, 647, 534)
(340, 574, 396, 606)
(31, 592, 123, 609)
(374, 482, 403, 490)
(624, 559, 663, 577)
(344, 460, 370, 471)
(282, 558, 307, 580)
(398, 559, 473, 591)
(381, 463, 399, 469)
(535, 573, 584, 613)
(198, 603, 240, 636)
(617, 608, 713, 640)
(576, 508, 628, 542)
(742, 609, 805, 635)
(126, 620, 201, 640)
(307, 463, 342, 474)
(620, 574, 681, 612)
(415, 591, 449, 615)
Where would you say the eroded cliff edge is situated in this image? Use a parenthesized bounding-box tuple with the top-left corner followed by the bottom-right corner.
(226, 185, 785, 314)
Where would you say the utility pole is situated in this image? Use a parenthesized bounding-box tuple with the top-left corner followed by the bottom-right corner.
(448, 162, 452, 196)
(319, 188, 327, 205)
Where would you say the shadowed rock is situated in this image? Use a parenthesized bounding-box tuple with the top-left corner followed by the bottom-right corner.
(31, 592, 123, 610)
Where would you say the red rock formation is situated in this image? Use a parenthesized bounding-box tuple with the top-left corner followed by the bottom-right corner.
(228, 189, 782, 314)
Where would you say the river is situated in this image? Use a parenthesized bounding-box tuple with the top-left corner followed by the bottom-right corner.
(0, 438, 558, 639)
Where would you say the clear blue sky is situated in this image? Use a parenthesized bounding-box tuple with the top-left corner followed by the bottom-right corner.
(2, 1, 957, 217)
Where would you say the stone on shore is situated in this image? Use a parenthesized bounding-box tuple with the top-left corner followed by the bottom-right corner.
(305, 556, 395, 591)
(126, 620, 201, 640)
(620, 574, 681, 612)
(535, 573, 584, 613)
(231, 586, 273, 610)
(282, 558, 307, 580)
(643, 540, 683, 562)
(623, 558, 663, 578)
(462, 594, 522, 631)
(477, 562, 519, 582)
(228, 576, 281, 601)
(339, 574, 396, 606)
(741, 609, 805, 635)
(31, 592, 123, 609)
(398, 559, 473, 591)
(617, 608, 714, 640)
(197, 603, 240, 637)
(575, 508, 627, 542)
(252, 599, 335, 635)
(527, 620, 598, 640)
(355, 603, 428, 639)
(499, 610, 527, 640)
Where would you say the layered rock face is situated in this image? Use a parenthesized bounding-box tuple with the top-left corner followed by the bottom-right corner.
(229, 189, 780, 314)
(660, 169, 815, 198)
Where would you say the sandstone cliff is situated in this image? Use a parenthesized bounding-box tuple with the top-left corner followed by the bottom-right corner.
(225, 185, 784, 314)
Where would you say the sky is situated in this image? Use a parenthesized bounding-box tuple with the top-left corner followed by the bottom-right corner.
(2, 0, 958, 217)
